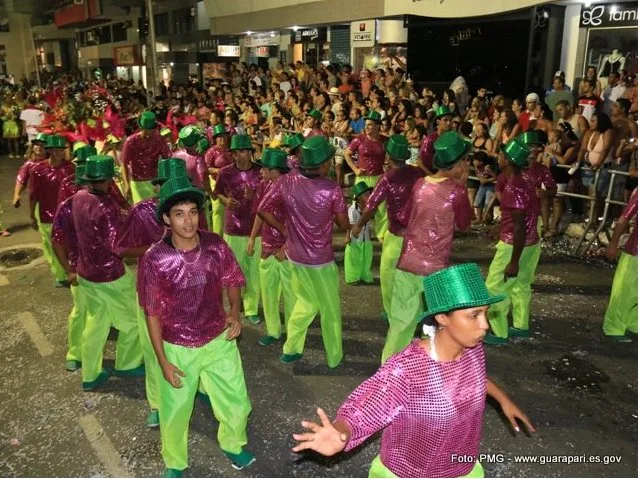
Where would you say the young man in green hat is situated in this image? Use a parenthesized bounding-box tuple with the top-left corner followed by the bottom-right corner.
(259, 136, 349, 367)
(419, 105, 453, 175)
(247, 148, 295, 346)
(352, 134, 424, 320)
(303, 109, 325, 138)
(484, 139, 539, 345)
(13, 132, 48, 208)
(602, 187, 637, 342)
(71, 155, 144, 390)
(214, 134, 263, 324)
(121, 111, 171, 203)
(381, 131, 472, 362)
(344, 181, 374, 285)
(29, 134, 75, 286)
(343, 109, 389, 243)
(283, 132, 305, 169)
(138, 176, 254, 475)
(205, 124, 234, 235)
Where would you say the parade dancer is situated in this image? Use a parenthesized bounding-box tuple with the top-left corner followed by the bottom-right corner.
(247, 148, 295, 347)
(283, 133, 304, 170)
(343, 110, 389, 242)
(259, 136, 349, 368)
(303, 110, 325, 138)
(484, 139, 540, 345)
(71, 155, 143, 390)
(603, 187, 638, 342)
(12, 133, 48, 208)
(418, 105, 453, 174)
(138, 176, 254, 476)
(115, 158, 190, 427)
(214, 134, 263, 324)
(352, 135, 424, 320)
(51, 160, 88, 372)
(344, 182, 374, 285)
(205, 124, 234, 235)
(292, 263, 535, 478)
(121, 111, 171, 203)
(381, 131, 472, 362)
(29, 135, 75, 287)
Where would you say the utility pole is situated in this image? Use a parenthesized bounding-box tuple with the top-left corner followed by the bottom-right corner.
(146, 0, 159, 100)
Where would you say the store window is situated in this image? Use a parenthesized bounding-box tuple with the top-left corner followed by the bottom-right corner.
(97, 25, 112, 44)
(173, 8, 195, 34)
(112, 22, 128, 43)
(154, 12, 170, 36)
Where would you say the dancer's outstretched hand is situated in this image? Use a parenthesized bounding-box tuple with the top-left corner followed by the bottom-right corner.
(292, 408, 348, 456)
(500, 399, 536, 434)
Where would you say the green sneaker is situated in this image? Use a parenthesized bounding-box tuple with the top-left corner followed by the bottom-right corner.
(380, 311, 388, 322)
(222, 448, 256, 470)
(65, 360, 81, 372)
(483, 333, 508, 345)
(245, 315, 262, 325)
(114, 364, 146, 377)
(163, 468, 183, 478)
(279, 353, 303, 364)
(508, 327, 531, 338)
(82, 368, 111, 391)
(196, 391, 211, 407)
(607, 335, 633, 343)
(257, 335, 279, 346)
(146, 409, 160, 428)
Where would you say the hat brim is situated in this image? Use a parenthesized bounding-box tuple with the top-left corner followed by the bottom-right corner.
(230, 146, 255, 151)
(353, 186, 373, 200)
(157, 188, 205, 222)
(435, 112, 454, 120)
(79, 173, 119, 182)
(418, 293, 507, 322)
(434, 140, 472, 169)
(499, 144, 530, 168)
(385, 144, 411, 161)
(300, 144, 336, 168)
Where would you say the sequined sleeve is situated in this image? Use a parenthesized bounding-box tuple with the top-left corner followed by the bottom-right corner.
(216, 238, 246, 288)
(501, 181, 527, 211)
(335, 360, 408, 451)
(258, 175, 285, 215)
(331, 184, 348, 216)
(137, 250, 165, 317)
(116, 201, 164, 254)
(51, 198, 72, 246)
(540, 165, 557, 191)
(212, 165, 228, 196)
(16, 161, 34, 186)
(452, 184, 473, 232)
(346, 135, 361, 154)
(366, 175, 390, 210)
(622, 188, 638, 221)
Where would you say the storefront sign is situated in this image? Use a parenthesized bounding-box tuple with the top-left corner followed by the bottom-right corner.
(244, 32, 280, 47)
(113, 45, 139, 66)
(255, 46, 270, 58)
(199, 38, 217, 52)
(351, 20, 375, 47)
(580, 2, 638, 28)
(292, 27, 327, 43)
(217, 45, 240, 57)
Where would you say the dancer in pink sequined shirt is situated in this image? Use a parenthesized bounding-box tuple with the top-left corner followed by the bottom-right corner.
(292, 263, 535, 478)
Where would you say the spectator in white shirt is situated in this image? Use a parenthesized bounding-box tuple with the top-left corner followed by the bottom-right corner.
(19, 96, 44, 145)
(602, 72, 626, 116)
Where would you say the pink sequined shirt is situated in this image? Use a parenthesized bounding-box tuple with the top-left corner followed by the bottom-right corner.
(138, 231, 246, 348)
(115, 198, 165, 257)
(335, 340, 487, 478)
(419, 131, 439, 172)
(173, 148, 208, 189)
(622, 188, 637, 256)
(57, 173, 130, 211)
(204, 146, 234, 173)
(347, 134, 386, 176)
(253, 179, 285, 257)
(52, 196, 78, 267)
(259, 170, 347, 266)
(29, 161, 75, 224)
(521, 162, 557, 217)
(366, 166, 424, 235)
(16, 159, 42, 186)
(214, 163, 262, 236)
(71, 189, 125, 283)
(121, 130, 171, 181)
(397, 177, 472, 276)
(496, 173, 539, 246)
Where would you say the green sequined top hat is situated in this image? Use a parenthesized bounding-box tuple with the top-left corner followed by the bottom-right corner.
(385, 134, 411, 160)
(434, 131, 471, 169)
(74, 164, 89, 185)
(80, 155, 116, 182)
(500, 138, 531, 168)
(300, 135, 335, 168)
(306, 109, 322, 122)
(156, 175, 205, 222)
(45, 135, 67, 149)
(73, 145, 98, 164)
(352, 181, 373, 200)
(153, 158, 189, 185)
(211, 124, 229, 138)
(283, 133, 305, 151)
(419, 263, 506, 320)
(178, 125, 201, 148)
(364, 110, 382, 123)
(435, 105, 453, 120)
(138, 111, 157, 130)
(257, 148, 290, 171)
(230, 134, 255, 151)
(517, 129, 547, 146)
(33, 133, 50, 145)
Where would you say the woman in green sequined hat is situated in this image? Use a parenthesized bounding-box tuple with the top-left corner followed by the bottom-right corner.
(419, 105, 454, 174)
(292, 262, 535, 478)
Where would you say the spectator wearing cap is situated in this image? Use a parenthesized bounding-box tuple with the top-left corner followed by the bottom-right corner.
(545, 71, 571, 98)
(517, 93, 540, 132)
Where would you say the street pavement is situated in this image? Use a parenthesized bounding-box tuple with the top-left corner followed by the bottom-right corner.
(0, 155, 637, 477)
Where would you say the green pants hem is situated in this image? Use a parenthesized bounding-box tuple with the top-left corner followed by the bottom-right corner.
(603, 252, 638, 335)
